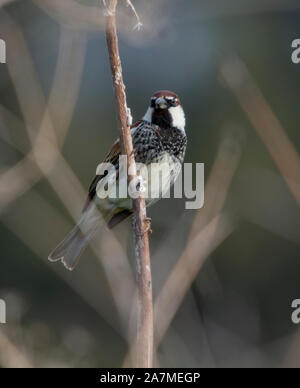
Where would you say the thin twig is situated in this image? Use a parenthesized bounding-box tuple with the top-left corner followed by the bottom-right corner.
(0, 331, 33, 368)
(125, 0, 142, 30)
(154, 213, 235, 346)
(0, 16, 86, 210)
(0, 103, 136, 339)
(0, 11, 135, 339)
(122, 129, 242, 366)
(220, 55, 300, 208)
(154, 129, 242, 346)
(104, 0, 153, 368)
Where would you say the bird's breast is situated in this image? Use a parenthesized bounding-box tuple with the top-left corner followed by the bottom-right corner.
(133, 123, 187, 164)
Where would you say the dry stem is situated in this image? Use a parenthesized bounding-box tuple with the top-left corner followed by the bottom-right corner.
(104, 0, 153, 368)
(220, 56, 300, 208)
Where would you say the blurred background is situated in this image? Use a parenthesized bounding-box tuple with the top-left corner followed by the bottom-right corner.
(1, 0, 300, 367)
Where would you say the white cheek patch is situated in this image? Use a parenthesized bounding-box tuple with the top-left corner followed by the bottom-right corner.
(143, 104, 186, 132)
(169, 105, 186, 132)
(143, 107, 153, 122)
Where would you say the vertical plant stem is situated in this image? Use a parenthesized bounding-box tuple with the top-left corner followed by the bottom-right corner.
(220, 56, 300, 208)
(104, 0, 153, 368)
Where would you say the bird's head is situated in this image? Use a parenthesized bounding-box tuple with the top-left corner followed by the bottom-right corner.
(143, 90, 185, 132)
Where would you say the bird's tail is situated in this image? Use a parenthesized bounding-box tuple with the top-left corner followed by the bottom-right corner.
(48, 203, 101, 270)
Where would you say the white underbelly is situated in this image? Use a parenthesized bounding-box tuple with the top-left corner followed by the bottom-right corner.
(98, 152, 181, 211)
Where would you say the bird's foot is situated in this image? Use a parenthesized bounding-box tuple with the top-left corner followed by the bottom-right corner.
(144, 217, 152, 236)
(127, 107, 133, 126)
(136, 217, 152, 236)
(129, 148, 137, 158)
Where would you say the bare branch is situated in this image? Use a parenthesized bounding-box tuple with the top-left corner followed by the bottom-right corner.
(0, 11, 136, 339)
(104, 0, 153, 368)
(0, 331, 33, 368)
(0, 16, 86, 210)
(220, 55, 300, 208)
(125, 0, 143, 30)
(154, 129, 242, 346)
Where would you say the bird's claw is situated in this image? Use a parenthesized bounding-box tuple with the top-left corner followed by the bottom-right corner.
(144, 217, 152, 235)
(129, 148, 137, 158)
(136, 217, 152, 236)
(127, 107, 133, 126)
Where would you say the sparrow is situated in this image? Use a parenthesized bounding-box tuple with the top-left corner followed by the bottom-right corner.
(49, 90, 187, 270)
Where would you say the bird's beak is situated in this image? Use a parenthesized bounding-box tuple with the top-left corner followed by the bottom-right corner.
(155, 97, 168, 109)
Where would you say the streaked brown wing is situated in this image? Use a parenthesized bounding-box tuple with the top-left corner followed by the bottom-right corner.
(103, 139, 121, 164)
(82, 121, 142, 212)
